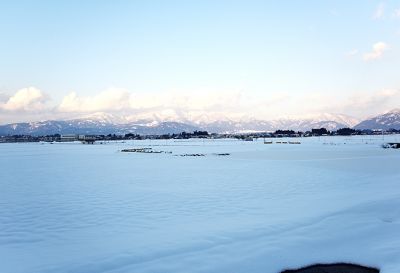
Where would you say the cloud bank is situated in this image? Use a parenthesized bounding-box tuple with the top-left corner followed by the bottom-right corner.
(58, 89, 131, 113)
(1, 86, 400, 124)
(363, 42, 389, 61)
(0, 87, 49, 112)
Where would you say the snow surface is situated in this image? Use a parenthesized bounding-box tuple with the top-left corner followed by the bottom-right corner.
(1, 135, 400, 273)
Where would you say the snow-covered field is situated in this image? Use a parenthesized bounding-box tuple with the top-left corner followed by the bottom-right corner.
(1, 135, 400, 273)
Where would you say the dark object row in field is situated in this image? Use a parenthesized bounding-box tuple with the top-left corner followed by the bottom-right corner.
(121, 148, 230, 157)
(382, 142, 400, 149)
(121, 148, 171, 154)
(175, 153, 230, 157)
(274, 141, 301, 144)
(175, 153, 205, 157)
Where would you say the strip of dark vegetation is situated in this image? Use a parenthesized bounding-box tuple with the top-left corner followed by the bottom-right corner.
(281, 263, 379, 273)
(1, 128, 399, 143)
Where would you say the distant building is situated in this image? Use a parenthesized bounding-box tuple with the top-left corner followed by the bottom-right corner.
(78, 135, 96, 144)
(60, 134, 78, 142)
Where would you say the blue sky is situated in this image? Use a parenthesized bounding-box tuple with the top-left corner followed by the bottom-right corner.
(0, 0, 399, 123)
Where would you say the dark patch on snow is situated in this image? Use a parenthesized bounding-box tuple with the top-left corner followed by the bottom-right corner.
(383, 142, 400, 149)
(176, 153, 205, 157)
(280, 263, 379, 273)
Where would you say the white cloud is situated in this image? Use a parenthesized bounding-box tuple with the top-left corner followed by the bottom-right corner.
(1, 86, 399, 124)
(53, 87, 400, 122)
(268, 88, 400, 120)
(0, 87, 49, 111)
(130, 91, 246, 112)
(393, 8, 400, 18)
(346, 49, 358, 57)
(345, 89, 399, 110)
(373, 3, 385, 19)
(55, 88, 291, 122)
(311, 89, 400, 118)
(363, 42, 388, 61)
(58, 88, 131, 112)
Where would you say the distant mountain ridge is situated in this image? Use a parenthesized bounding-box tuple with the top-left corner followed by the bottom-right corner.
(354, 109, 400, 130)
(0, 119, 200, 136)
(0, 110, 399, 135)
(200, 119, 354, 134)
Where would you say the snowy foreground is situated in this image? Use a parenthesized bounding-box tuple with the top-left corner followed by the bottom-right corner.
(1, 136, 400, 273)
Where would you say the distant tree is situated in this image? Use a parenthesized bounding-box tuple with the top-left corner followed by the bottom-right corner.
(160, 134, 170, 139)
(336, 128, 356, 136)
(125, 133, 137, 139)
(388, 128, 400, 133)
(311, 128, 329, 136)
(275, 130, 296, 135)
(193, 130, 209, 136)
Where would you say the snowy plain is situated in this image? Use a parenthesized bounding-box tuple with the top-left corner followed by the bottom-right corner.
(1, 135, 400, 273)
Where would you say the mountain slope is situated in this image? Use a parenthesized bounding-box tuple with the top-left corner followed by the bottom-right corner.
(354, 109, 400, 130)
(201, 117, 355, 133)
(0, 120, 200, 136)
(0, 112, 367, 135)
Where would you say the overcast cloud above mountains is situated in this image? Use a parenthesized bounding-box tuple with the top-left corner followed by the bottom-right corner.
(1, 109, 399, 136)
(0, 86, 399, 135)
(0, 86, 399, 125)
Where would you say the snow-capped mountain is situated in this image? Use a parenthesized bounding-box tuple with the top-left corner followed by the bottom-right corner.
(0, 115, 200, 136)
(0, 111, 365, 135)
(198, 113, 359, 133)
(296, 113, 360, 128)
(354, 109, 400, 130)
(269, 113, 360, 132)
(78, 112, 130, 124)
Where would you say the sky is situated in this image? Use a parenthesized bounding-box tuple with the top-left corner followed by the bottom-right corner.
(0, 0, 400, 124)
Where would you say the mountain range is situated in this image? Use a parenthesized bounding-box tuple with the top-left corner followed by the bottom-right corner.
(0, 109, 399, 135)
(354, 109, 400, 130)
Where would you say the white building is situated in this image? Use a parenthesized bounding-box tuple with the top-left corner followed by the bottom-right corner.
(60, 134, 78, 142)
